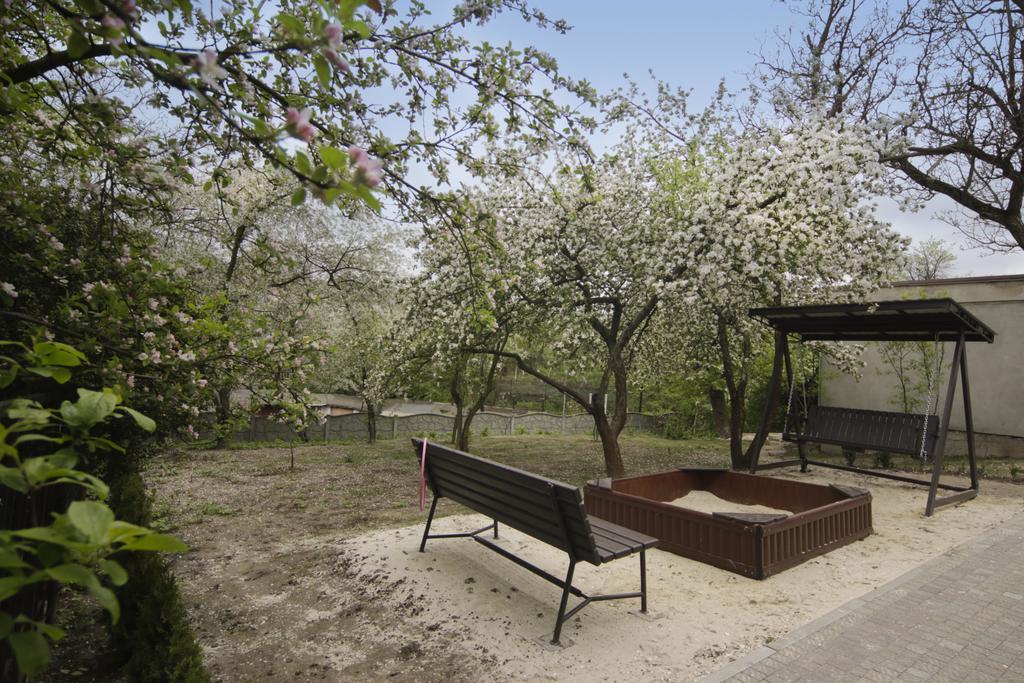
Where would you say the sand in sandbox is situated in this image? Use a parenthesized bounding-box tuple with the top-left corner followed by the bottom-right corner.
(668, 489, 790, 517)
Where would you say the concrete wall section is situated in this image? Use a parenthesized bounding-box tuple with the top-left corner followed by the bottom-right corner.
(232, 411, 663, 443)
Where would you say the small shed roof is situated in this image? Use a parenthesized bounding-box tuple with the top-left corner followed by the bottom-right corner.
(748, 298, 996, 343)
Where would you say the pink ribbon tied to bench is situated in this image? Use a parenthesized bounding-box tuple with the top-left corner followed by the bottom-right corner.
(419, 437, 428, 511)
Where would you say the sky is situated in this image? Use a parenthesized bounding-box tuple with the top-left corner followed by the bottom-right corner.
(444, 1, 1024, 277)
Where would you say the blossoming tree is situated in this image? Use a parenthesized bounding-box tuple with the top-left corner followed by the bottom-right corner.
(445, 109, 906, 476)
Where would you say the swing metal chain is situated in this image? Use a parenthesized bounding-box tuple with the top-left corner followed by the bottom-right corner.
(918, 338, 942, 461)
(783, 340, 798, 436)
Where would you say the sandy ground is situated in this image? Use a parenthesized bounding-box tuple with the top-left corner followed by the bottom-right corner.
(668, 490, 790, 516)
(325, 470, 1023, 682)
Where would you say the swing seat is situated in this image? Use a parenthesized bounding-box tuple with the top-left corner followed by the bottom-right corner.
(783, 405, 940, 457)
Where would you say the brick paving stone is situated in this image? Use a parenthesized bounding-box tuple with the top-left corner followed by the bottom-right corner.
(704, 513, 1024, 683)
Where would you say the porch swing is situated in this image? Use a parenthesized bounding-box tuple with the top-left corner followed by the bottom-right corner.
(747, 299, 996, 516)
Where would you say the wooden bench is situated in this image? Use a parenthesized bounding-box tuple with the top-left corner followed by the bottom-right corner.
(784, 405, 939, 456)
(413, 438, 658, 645)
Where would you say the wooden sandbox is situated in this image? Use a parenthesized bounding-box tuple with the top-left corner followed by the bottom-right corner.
(584, 469, 872, 579)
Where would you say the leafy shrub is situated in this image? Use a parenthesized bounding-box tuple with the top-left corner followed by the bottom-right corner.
(0, 340, 186, 678)
(873, 452, 894, 469)
(107, 468, 209, 682)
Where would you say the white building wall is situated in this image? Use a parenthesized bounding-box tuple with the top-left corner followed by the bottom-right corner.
(819, 275, 1024, 455)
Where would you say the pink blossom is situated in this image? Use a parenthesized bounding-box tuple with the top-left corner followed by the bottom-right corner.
(102, 13, 126, 39)
(0, 282, 16, 299)
(323, 48, 349, 72)
(285, 107, 315, 143)
(195, 48, 229, 87)
(347, 145, 384, 187)
(121, 0, 139, 20)
(126, 374, 136, 389)
(324, 23, 344, 48)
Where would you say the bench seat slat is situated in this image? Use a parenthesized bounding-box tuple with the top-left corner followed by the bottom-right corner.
(590, 517, 659, 562)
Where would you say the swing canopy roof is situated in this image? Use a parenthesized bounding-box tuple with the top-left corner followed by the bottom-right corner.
(749, 298, 996, 343)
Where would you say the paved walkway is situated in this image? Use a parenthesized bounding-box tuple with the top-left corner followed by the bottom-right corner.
(702, 513, 1024, 683)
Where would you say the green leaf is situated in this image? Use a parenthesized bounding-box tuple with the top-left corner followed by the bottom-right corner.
(60, 388, 118, 428)
(118, 406, 156, 433)
(313, 53, 331, 88)
(99, 559, 128, 586)
(291, 187, 307, 206)
(346, 19, 372, 39)
(86, 581, 120, 623)
(12, 526, 80, 549)
(33, 342, 85, 368)
(294, 150, 312, 175)
(0, 467, 29, 494)
(276, 12, 305, 38)
(45, 563, 95, 587)
(13, 433, 66, 447)
(67, 501, 114, 544)
(0, 548, 30, 569)
(0, 612, 12, 639)
(0, 574, 42, 602)
(355, 184, 382, 211)
(25, 366, 71, 383)
(120, 533, 188, 553)
(15, 616, 64, 641)
(319, 145, 346, 169)
(9, 629, 49, 676)
(0, 364, 17, 389)
(106, 521, 149, 542)
(67, 30, 91, 59)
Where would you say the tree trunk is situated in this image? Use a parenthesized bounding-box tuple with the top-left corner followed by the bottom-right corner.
(214, 385, 233, 446)
(366, 400, 377, 444)
(450, 357, 465, 447)
(717, 320, 751, 470)
(744, 330, 786, 472)
(459, 353, 501, 452)
(708, 388, 729, 438)
(594, 412, 625, 478)
(727, 384, 748, 469)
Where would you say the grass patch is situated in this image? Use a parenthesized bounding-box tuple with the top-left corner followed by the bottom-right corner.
(146, 434, 732, 539)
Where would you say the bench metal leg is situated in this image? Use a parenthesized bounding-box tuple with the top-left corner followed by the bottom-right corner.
(421, 502, 500, 552)
(552, 560, 577, 645)
(419, 496, 439, 552)
(640, 549, 647, 613)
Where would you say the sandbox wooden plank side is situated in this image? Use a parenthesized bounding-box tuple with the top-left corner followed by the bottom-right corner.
(585, 485, 762, 579)
(759, 494, 873, 578)
(584, 470, 873, 580)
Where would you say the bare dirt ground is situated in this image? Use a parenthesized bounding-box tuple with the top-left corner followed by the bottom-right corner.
(145, 436, 1024, 682)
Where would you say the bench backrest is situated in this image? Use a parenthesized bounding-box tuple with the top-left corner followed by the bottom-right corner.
(787, 405, 939, 456)
(413, 438, 600, 564)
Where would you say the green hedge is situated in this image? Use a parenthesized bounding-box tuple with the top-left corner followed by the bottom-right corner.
(107, 464, 209, 682)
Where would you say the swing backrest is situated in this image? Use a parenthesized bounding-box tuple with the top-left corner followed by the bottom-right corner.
(784, 405, 940, 456)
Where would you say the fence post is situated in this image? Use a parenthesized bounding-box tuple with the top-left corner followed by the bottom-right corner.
(392, 415, 398, 439)
(508, 415, 514, 435)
